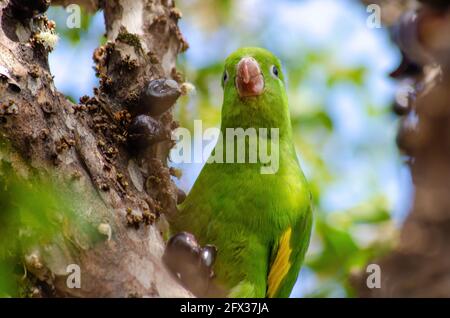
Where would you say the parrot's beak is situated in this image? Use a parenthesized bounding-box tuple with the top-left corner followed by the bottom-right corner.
(235, 57, 264, 97)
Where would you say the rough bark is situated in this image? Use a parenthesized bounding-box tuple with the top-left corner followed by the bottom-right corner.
(0, 0, 191, 297)
(354, 0, 450, 297)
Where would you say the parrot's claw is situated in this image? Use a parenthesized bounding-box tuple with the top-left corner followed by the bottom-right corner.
(163, 232, 217, 296)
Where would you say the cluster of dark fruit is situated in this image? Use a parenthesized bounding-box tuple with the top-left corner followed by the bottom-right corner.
(127, 79, 181, 152)
(163, 232, 217, 297)
(129, 81, 217, 293)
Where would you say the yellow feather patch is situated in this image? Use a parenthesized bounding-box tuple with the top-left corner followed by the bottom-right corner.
(267, 227, 292, 297)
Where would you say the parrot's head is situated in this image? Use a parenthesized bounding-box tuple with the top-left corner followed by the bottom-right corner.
(221, 47, 291, 134)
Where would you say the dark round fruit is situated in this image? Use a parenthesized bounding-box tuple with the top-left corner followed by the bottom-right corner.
(131, 79, 181, 116)
(127, 115, 165, 152)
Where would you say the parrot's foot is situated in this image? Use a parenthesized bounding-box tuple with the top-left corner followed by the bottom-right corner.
(163, 232, 217, 297)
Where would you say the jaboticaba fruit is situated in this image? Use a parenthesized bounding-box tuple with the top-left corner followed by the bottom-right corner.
(127, 115, 165, 152)
(163, 232, 217, 296)
(131, 79, 181, 116)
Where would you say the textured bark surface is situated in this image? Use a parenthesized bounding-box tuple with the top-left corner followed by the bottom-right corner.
(354, 0, 450, 297)
(0, 0, 191, 297)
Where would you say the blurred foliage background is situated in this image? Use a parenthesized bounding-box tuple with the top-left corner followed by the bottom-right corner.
(0, 0, 413, 297)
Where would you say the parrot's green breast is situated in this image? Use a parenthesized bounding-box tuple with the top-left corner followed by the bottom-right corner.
(173, 142, 311, 297)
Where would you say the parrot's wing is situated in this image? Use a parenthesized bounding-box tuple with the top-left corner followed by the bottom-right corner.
(267, 205, 313, 298)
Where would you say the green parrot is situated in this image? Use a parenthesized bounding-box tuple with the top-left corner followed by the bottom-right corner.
(170, 47, 313, 298)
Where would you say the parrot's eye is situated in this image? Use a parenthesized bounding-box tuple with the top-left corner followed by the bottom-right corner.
(270, 65, 279, 78)
(222, 70, 229, 84)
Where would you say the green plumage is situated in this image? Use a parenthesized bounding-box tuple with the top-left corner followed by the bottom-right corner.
(172, 47, 313, 298)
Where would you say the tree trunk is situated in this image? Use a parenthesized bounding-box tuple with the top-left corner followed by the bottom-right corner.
(354, 0, 450, 297)
(0, 0, 191, 297)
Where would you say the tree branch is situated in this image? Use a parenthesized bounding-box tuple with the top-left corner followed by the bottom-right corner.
(0, 0, 191, 297)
